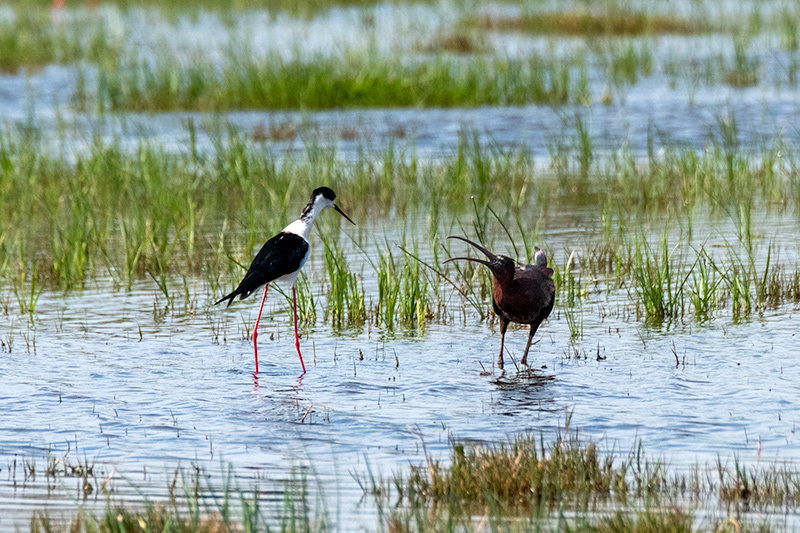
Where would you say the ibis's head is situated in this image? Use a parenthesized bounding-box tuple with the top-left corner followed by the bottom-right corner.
(308, 187, 355, 225)
(443, 235, 516, 282)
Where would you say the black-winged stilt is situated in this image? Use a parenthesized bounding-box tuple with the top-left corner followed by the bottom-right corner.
(216, 187, 355, 374)
(444, 236, 555, 370)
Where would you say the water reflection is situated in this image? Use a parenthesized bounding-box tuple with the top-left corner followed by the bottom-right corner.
(491, 371, 558, 417)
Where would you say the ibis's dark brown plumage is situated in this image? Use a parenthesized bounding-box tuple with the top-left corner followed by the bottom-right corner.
(445, 236, 555, 370)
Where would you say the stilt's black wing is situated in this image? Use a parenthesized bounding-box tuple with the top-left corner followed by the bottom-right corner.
(215, 232, 309, 307)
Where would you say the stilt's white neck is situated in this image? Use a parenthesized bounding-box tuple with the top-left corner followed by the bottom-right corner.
(282, 198, 326, 240)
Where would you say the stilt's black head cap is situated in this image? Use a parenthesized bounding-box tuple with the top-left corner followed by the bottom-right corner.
(313, 187, 336, 201)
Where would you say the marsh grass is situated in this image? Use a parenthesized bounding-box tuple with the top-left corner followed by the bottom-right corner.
(17, 430, 800, 532)
(391, 431, 630, 516)
(0, 8, 121, 73)
(3, 125, 543, 307)
(718, 457, 800, 510)
(414, 31, 490, 55)
(27, 464, 323, 533)
(3, 120, 800, 330)
(374, 246, 431, 331)
(555, 251, 585, 339)
(2, 2, 794, 112)
(17, 0, 435, 17)
(381, 432, 800, 531)
(780, 8, 800, 51)
(321, 233, 366, 328)
(471, 11, 708, 36)
(689, 247, 723, 321)
(376, 251, 401, 330)
(631, 237, 690, 323)
(397, 245, 430, 330)
(90, 49, 589, 111)
(292, 274, 318, 326)
(724, 34, 760, 87)
(603, 41, 654, 86)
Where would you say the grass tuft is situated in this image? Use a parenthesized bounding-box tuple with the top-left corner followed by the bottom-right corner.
(89, 50, 588, 111)
(472, 11, 708, 36)
(0, 8, 121, 73)
(399, 435, 628, 513)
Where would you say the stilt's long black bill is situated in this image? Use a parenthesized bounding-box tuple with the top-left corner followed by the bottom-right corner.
(334, 204, 355, 225)
(442, 256, 491, 267)
(446, 235, 497, 261)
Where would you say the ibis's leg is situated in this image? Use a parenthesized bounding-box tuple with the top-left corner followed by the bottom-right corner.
(252, 285, 269, 375)
(497, 319, 509, 370)
(292, 286, 306, 374)
(521, 323, 540, 367)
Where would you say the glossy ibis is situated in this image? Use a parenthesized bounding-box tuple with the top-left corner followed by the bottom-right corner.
(444, 236, 554, 370)
(215, 187, 355, 375)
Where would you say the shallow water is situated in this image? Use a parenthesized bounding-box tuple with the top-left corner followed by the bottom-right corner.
(3, 1, 800, 527)
(2, 210, 800, 527)
(3, 2, 800, 161)
(10, 65, 800, 157)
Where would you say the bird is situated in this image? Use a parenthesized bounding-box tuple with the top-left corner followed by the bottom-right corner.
(215, 187, 355, 375)
(444, 236, 554, 370)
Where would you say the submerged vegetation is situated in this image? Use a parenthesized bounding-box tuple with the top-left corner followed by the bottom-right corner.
(26, 464, 305, 532)
(23, 431, 800, 531)
(471, 11, 709, 36)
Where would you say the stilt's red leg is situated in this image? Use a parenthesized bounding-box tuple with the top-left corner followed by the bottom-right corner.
(293, 286, 306, 374)
(252, 285, 269, 375)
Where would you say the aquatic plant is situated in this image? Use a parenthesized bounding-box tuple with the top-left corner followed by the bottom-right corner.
(380, 431, 800, 530)
(414, 31, 490, 55)
(27, 464, 321, 533)
(89, 49, 590, 111)
(470, 11, 709, 36)
(0, 8, 121, 73)
(689, 247, 723, 321)
(603, 41, 654, 86)
(631, 237, 690, 323)
(397, 245, 430, 330)
(724, 34, 760, 87)
(19, 428, 800, 531)
(1, 121, 799, 332)
(321, 234, 365, 328)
